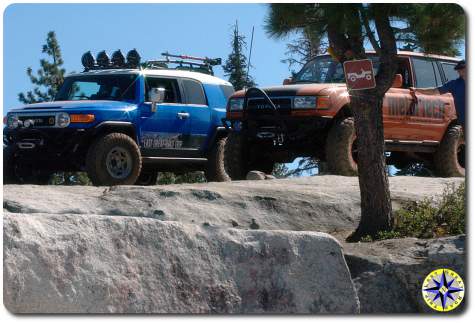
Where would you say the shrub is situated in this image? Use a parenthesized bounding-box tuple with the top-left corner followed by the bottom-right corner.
(364, 182, 465, 241)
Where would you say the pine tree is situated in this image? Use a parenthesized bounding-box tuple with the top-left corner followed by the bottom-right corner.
(18, 31, 66, 104)
(281, 28, 325, 73)
(17, 31, 91, 185)
(223, 22, 256, 90)
(265, 3, 465, 241)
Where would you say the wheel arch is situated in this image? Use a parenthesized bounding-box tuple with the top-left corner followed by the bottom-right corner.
(205, 126, 228, 154)
(91, 121, 138, 143)
(333, 105, 353, 123)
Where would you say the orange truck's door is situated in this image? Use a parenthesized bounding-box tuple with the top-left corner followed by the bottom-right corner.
(405, 57, 449, 142)
(382, 87, 414, 141)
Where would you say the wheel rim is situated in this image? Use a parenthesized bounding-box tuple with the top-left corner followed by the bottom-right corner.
(106, 146, 133, 179)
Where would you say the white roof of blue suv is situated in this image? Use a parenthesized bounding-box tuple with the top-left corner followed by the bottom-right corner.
(69, 69, 233, 86)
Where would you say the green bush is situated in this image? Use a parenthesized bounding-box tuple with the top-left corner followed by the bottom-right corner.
(363, 182, 465, 242)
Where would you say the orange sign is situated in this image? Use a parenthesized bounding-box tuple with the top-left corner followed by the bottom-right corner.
(343, 59, 376, 90)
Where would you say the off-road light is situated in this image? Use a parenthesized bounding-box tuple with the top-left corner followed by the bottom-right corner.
(56, 112, 70, 128)
(293, 96, 317, 109)
(96, 50, 110, 68)
(23, 119, 34, 128)
(229, 98, 244, 111)
(70, 114, 95, 123)
(126, 49, 141, 67)
(7, 114, 19, 129)
(111, 49, 125, 67)
(81, 51, 95, 70)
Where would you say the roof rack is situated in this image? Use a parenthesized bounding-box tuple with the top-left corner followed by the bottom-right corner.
(145, 52, 222, 75)
(81, 49, 221, 75)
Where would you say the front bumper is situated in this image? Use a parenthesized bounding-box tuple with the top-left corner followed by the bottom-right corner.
(224, 114, 331, 141)
(4, 127, 93, 170)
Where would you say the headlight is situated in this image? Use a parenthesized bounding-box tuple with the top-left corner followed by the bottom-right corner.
(293, 96, 317, 109)
(229, 98, 244, 111)
(57, 112, 70, 128)
(7, 115, 19, 129)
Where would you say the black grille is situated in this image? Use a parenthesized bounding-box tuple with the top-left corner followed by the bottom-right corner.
(246, 97, 292, 116)
(18, 115, 56, 127)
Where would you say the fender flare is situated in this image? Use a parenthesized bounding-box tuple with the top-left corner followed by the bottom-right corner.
(91, 121, 138, 143)
(206, 126, 228, 153)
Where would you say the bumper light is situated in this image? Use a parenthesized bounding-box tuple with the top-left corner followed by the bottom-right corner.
(317, 96, 330, 109)
(70, 114, 95, 123)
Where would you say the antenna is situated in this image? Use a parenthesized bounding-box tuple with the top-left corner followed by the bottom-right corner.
(246, 26, 255, 84)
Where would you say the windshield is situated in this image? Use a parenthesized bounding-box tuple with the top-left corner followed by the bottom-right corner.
(294, 55, 379, 84)
(55, 74, 138, 102)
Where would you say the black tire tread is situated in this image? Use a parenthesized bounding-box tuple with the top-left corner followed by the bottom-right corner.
(325, 117, 358, 176)
(224, 132, 248, 180)
(86, 133, 141, 186)
(205, 136, 231, 182)
(135, 171, 158, 185)
(434, 125, 465, 177)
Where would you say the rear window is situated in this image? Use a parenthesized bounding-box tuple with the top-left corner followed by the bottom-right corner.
(220, 85, 235, 99)
(182, 79, 207, 105)
(441, 62, 459, 82)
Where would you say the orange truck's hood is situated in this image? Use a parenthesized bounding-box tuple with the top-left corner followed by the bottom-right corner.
(231, 83, 347, 98)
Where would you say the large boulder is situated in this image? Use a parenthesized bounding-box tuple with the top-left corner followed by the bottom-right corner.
(343, 235, 466, 313)
(3, 213, 359, 314)
(3, 176, 463, 234)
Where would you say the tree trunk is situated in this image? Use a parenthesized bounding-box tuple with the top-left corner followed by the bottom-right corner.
(347, 91, 393, 241)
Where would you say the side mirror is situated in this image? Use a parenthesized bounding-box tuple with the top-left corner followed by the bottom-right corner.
(392, 74, 403, 88)
(149, 87, 166, 112)
(283, 77, 293, 85)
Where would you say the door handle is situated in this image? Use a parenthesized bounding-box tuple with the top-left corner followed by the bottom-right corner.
(177, 112, 190, 119)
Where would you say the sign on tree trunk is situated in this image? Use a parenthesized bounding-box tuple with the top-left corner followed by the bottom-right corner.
(343, 59, 376, 90)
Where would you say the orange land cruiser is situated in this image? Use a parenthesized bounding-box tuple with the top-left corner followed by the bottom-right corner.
(223, 51, 464, 179)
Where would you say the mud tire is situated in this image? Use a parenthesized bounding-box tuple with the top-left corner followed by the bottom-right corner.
(205, 136, 231, 182)
(135, 171, 158, 186)
(326, 117, 358, 176)
(86, 133, 141, 186)
(434, 125, 465, 177)
(223, 131, 248, 180)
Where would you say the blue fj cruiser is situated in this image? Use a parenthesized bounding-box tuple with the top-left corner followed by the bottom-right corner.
(4, 50, 234, 185)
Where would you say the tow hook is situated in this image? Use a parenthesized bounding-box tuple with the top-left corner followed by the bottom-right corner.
(256, 132, 275, 139)
(276, 133, 285, 145)
(17, 142, 36, 149)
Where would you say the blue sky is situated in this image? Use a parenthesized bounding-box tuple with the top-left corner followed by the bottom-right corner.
(3, 3, 297, 112)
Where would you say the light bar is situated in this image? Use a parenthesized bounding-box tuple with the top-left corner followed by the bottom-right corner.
(126, 49, 141, 68)
(111, 50, 125, 67)
(81, 51, 95, 70)
(96, 50, 110, 67)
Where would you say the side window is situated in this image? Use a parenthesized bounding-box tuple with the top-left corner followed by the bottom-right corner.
(441, 62, 459, 82)
(182, 79, 207, 105)
(145, 77, 181, 103)
(412, 58, 438, 88)
(220, 85, 235, 100)
(395, 57, 413, 88)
